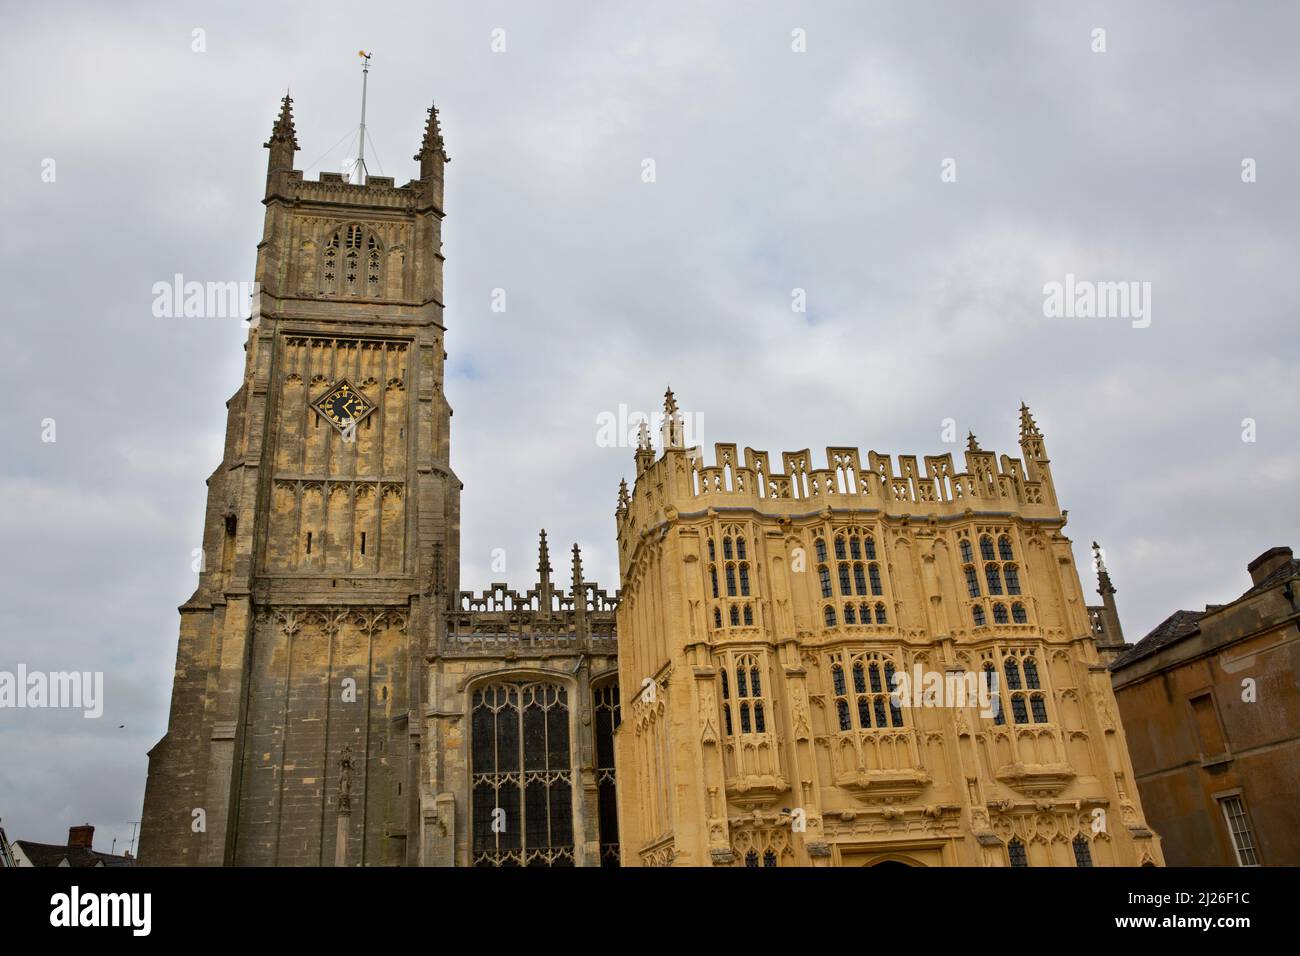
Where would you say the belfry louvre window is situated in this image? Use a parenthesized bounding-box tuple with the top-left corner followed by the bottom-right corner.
(320, 224, 383, 298)
(471, 681, 575, 867)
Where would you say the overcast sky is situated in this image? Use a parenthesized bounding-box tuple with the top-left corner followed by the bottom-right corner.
(1, 1, 1297, 855)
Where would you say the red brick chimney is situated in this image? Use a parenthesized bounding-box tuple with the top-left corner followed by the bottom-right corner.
(67, 824, 94, 849)
(1248, 547, 1293, 586)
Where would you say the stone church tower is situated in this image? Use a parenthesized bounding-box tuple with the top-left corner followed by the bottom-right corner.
(141, 94, 622, 867)
(140, 95, 458, 865)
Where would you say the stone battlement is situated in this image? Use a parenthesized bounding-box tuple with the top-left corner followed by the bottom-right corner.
(442, 532, 618, 656)
(617, 394, 1060, 545)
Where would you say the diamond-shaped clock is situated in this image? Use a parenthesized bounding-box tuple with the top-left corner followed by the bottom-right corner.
(312, 379, 376, 433)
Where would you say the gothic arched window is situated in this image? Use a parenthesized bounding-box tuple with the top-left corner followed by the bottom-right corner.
(320, 224, 383, 298)
(986, 564, 1003, 595)
(471, 681, 574, 867)
(834, 653, 904, 732)
(818, 528, 886, 629)
(1072, 835, 1093, 867)
(995, 653, 1051, 726)
(1008, 838, 1029, 867)
(720, 669, 733, 735)
(984, 663, 1004, 725)
(831, 663, 852, 731)
(724, 654, 769, 737)
(1004, 564, 1022, 595)
(592, 682, 621, 867)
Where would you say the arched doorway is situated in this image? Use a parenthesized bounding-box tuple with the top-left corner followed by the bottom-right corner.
(866, 854, 924, 867)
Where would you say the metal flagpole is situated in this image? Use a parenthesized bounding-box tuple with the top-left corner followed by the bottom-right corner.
(355, 50, 372, 184)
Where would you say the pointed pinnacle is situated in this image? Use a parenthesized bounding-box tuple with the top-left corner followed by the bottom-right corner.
(1019, 401, 1041, 439)
(966, 431, 981, 452)
(414, 102, 449, 162)
(537, 529, 552, 573)
(664, 387, 678, 417)
(1092, 541, 1107, 570)
(265, 93, 299, 150)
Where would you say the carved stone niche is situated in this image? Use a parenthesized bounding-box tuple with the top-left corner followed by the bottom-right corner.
(833, 768, 932, 801)
(993, 762, 1076, 797)
(725, 772, 791, 808)
(826, 728, 931, 800)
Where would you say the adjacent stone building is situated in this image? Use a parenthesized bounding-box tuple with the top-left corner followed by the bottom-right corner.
(1110, 546, 1300, 866)
(612, 397, 1164, 866)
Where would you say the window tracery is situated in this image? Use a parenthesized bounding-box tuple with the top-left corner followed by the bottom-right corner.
(471, 681, 574, 867)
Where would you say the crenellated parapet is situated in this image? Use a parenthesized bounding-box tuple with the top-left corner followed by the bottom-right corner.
(283, 170, 427, 211)
(617, 397, 1060, 572)
(442, 531, 618, 656)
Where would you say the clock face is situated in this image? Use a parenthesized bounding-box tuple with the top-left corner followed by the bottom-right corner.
(312, 380, 374, 432)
